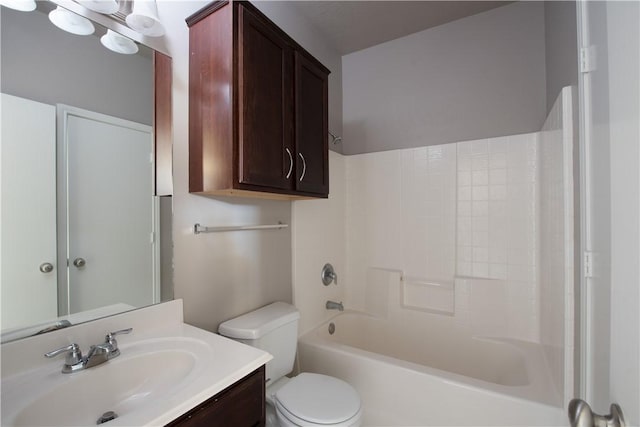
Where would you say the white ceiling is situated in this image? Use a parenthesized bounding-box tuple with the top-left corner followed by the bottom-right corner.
(287, 1, 511, 54)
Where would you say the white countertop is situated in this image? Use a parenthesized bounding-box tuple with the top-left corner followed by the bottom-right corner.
(1, 300, 272, 426)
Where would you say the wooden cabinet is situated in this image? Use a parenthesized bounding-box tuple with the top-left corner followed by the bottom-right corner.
(153, 51, 173, 197)
(166, 365, 265, 427)
(186, 1, 329, 199)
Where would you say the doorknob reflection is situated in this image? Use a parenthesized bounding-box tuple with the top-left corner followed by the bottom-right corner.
(39, 262, 54, 273)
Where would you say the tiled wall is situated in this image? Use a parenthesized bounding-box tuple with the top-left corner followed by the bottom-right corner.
(539, 87, 575, 403)
(345, 133, 541, 342)
(456, 133, 540, 341)
(344, 146, 457, 313)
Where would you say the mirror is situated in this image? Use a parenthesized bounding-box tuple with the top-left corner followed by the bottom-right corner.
(0, 2, 173, 342)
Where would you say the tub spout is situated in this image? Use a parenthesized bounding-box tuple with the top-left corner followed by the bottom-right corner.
(326, 300, 344, 311)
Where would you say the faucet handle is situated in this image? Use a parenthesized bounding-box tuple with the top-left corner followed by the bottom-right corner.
(45, 343, 83, 366)
(105, 328, 133, 341)
(104, 328, 132, 357)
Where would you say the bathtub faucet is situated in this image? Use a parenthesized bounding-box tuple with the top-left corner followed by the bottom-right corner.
(326, 300, 344, 311)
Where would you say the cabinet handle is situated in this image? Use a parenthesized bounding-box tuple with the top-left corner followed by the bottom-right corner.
(298, 153, 306, 182)
(285, 148, 293, 179)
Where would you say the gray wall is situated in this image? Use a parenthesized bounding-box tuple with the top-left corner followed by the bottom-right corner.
(342, 1, 547, 155)
(1, 6, 152, 125)
(544, 1, 579, 114)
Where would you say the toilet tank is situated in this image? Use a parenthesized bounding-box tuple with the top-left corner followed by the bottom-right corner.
(218, 302, 300, 384)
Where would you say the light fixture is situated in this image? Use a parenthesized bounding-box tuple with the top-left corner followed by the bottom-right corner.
(77, 0, 119, 15)
(0, 0, 36, 12)
(49, 6, 95, 35)
(100, 29, 138, 54)
(125, 0, 164, 37)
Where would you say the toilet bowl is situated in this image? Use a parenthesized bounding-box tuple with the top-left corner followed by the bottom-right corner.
(269, 373, 362, 427)
(218, 302, 362, 427)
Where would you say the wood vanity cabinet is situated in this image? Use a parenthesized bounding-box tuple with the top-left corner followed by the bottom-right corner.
(166, 365, 265, 427)
(186, 1, 330, 199)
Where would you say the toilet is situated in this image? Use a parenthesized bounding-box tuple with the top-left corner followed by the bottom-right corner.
(218, 302, 362, 427)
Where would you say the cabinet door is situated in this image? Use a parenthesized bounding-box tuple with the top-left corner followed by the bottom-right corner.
(166, 366, 265, 427)
(238, 4, 294, 191)
(294, 51, 329, 196)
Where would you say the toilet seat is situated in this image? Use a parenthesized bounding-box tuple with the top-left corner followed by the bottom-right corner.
(274, 373, 362, 426)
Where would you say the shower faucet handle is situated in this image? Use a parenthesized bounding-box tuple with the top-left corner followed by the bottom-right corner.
(322, 263, 337, 286)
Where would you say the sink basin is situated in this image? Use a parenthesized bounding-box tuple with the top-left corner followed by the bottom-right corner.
(3, 337, 208, 427)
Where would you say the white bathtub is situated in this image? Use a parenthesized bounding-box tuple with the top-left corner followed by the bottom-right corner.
(298, 312, 566, 426)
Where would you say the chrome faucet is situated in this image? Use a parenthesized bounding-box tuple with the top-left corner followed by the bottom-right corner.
(326, 300, 344, 311)
(44, 328, 132, 373)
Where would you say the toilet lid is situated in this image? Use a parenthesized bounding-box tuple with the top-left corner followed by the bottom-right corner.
(275, 373, 361, 425)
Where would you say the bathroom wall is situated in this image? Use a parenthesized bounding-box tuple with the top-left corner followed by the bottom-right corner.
(544, 1, 578, 115)
(291, 151, 347, 335)
(156, 1, 343, 332)
(588, 2, 640, 422)
(539, 87, 575, 403)
(342, 1, 547, 155)
(0, 6, 152, 125)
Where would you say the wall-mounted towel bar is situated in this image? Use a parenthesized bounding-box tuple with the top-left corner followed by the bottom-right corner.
(193, 222, 288, 234)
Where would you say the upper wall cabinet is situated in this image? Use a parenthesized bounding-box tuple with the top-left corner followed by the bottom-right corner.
(186, 0, 330, 199)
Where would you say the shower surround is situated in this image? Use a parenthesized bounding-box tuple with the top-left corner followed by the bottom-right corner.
(293, 88, 575, 425)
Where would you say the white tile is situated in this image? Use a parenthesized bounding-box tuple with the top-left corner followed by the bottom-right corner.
(472, 231, 488, 247)
(489, 246, 507, 263)
(472, 186, 488, 201)
(458, 186, 472, 201)
(472, 216, 488, 232)
(472, 201, 488, 216)
(458, 171, 471, 186)
(458, 246, 473, 262)
(470, 140, 488, 155)
(457, 262, 472, 276)
(457, 232, 472, 246)
(471, 155, 488, 170)
(489, 263, 508, 279)
(472, 170, 489, 185)
(458, 201, 472, 216)
(473, 247, 488, 263)
(489, 185, 507, 200)
(458, 157, 471, 171)
(489, 169, 507, 185)
(488, 137, 509, 153)
(489, 152, 507, 169)
(458, 217, 472, 232)
(472, 263, 489, 277)
(489, 201, 507, 217)
(457, 140, 475, 156)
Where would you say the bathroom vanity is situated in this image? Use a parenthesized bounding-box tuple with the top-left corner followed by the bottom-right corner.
(0, 300, 271, 427)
